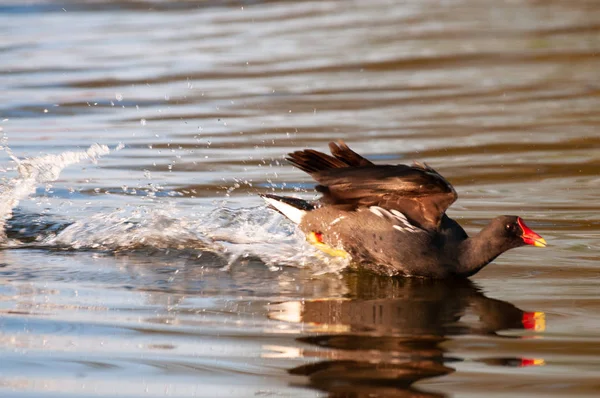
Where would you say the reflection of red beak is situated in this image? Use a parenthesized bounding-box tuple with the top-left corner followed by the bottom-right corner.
(517, 218, 547, 248)
(520, 358, 545, 367)
(522, 311, 545, 331)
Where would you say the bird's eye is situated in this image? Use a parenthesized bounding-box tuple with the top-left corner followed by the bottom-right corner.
(505, 223, 513, 231)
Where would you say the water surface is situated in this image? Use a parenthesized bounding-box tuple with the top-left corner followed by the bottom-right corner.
(1, 0, 599, 396)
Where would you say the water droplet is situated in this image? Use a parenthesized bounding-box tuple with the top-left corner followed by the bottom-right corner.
(140, 119, 146, 126)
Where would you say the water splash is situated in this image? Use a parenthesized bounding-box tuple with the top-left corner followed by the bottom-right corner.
(0, 140, 347, 273)
(0, 142, 110, 241)
(42, 205, 348, 273)
(199, 207, 339, 271)
(45, 206, 214, 252)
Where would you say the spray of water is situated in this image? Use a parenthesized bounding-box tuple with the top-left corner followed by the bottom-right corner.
(43, 205, 348, 273)
(0, 141, 110, 241)
(0, 140, 348, 273)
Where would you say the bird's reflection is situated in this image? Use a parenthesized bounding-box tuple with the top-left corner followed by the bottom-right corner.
(269, 273, 545, 398)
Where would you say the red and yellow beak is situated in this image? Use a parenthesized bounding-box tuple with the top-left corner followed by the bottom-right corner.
(517, 218, 547, 248)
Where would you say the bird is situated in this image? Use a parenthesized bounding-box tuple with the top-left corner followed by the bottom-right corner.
(261, 141, 546, 278)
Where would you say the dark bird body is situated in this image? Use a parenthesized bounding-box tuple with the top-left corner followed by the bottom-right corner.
(262, 141, 546, 278)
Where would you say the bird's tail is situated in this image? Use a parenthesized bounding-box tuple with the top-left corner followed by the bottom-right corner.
(260, 194, 315, 225)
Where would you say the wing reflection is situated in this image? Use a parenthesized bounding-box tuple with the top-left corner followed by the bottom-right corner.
(269, 273, 545, 398)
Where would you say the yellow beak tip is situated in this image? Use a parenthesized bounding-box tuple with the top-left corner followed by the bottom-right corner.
(534, 238, 547, 248)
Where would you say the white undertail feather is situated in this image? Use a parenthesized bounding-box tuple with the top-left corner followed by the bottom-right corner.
(262, 196, 306, 225)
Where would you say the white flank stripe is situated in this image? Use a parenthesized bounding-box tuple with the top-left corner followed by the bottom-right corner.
(370, 206, 421, 233)
(369, 207, 384, 217)
(262, 197, 306, 225)
(390, 209, 410, 226)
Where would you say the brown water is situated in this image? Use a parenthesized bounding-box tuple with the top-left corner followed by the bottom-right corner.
(1, 0, 599, 397)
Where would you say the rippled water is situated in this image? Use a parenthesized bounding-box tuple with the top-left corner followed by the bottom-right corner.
(1, 0, 599, 396)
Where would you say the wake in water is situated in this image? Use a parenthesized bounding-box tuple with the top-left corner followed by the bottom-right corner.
(0, 142, 348, 273)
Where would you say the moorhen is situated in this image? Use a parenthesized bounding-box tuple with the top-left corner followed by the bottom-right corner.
(261, 141, 546, 278)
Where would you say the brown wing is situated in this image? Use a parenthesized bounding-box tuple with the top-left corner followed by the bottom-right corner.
(287, 140, 373, 173)
(287, 141, 457, 231)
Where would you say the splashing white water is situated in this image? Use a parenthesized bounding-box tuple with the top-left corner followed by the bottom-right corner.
(0, 140, 347, 273)
(0, 143, 110, 241)
(43, 205, 349, 273)
(46, 206, 213, 252)
(199, 207, 333, 270)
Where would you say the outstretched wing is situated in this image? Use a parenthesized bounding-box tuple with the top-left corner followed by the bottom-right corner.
(287, 141, 457, 231)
